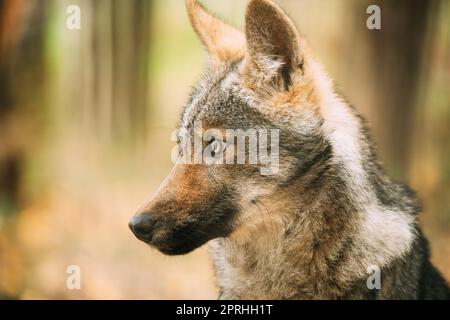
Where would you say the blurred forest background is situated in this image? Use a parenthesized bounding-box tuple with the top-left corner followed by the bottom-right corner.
(0, 0, 449, 299)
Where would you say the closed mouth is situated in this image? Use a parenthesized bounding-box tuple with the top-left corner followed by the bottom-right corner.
(156, 244, 198, 256)
(134, 232, 153, 244)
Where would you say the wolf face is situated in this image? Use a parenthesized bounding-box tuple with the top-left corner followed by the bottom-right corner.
(129, 0, 332, 255)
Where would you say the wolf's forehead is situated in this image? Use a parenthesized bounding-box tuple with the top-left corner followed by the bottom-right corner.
(180, 67, 240, 130)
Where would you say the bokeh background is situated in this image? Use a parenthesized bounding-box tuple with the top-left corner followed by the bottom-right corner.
(0, 0, 449, 299)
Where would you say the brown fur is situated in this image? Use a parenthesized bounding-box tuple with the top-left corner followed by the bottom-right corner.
(139, 164, 209, 221)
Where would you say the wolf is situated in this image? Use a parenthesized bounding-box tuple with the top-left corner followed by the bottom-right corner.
(129, 0, 450, 299)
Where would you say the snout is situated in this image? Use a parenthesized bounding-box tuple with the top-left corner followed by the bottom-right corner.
(129, 164, 238, 255)
(128, 214, 158, 243)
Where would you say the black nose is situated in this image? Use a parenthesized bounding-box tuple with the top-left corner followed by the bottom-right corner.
(129, 214, 157, 242)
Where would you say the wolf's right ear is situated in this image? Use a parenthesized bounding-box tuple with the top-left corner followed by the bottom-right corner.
(186, 0, 246, 67)
(242, 0, 306, 92)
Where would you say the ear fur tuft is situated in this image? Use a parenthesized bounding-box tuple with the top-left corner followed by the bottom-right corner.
(186, 0, 246, 66)
(243, 0, 306, 91)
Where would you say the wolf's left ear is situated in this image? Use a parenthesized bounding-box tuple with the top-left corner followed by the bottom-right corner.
(186, 0, 246, 66)
(243, 0, 305, 91)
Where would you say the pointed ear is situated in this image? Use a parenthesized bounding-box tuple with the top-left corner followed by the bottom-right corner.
(186, 0, 246, 66)
(243, 0, 305, 91)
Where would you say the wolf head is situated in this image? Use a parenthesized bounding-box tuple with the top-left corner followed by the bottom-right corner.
(129, 0, 341, 255)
